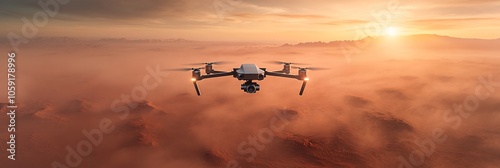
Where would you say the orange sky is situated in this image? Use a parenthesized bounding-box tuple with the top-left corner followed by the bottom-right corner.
(1, 0, 500, 42)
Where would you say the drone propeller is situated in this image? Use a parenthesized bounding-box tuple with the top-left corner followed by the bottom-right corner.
(266, 61, 309, 65)
(164, 67, 204, 71)
(292, 66, 329, 71)
(185, 61, 232, 66)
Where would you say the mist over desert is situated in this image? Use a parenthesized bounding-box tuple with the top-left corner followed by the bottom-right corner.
(0, 35, 499, 168)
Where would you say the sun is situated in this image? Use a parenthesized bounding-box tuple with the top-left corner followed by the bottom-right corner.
(385, 27, 399, 37)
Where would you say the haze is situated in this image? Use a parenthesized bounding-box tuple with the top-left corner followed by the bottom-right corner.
(0, 0, 499, 168)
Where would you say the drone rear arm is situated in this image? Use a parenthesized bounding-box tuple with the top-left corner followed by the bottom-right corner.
(199, 71, 235, 80)
(211, 70, 230, 74)
(265, 71, 309, 95)
(191, 71, 234, 96)
(265, 71, 301, 80)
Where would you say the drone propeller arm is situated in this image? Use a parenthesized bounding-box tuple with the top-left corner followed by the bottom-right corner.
(189, 71, 234, 96)
(265, 71, 301, 80)
(199, 71, 235, 80)
(211, 70, 230, 74)
(272, 70, 285, 73)
(266, 71, 308, 95)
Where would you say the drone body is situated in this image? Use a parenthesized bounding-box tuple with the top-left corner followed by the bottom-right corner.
(236, 64, 266, 81)
(174, 61, 323, 96)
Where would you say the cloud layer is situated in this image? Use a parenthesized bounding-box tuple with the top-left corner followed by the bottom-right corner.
(1, 0, 500, 41)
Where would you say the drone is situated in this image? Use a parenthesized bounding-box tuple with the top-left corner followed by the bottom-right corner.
(168, 61, 327, 96)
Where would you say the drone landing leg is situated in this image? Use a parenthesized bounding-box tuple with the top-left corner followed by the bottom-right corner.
(299, 80, 307, 96)
(193, 81, 201, 96)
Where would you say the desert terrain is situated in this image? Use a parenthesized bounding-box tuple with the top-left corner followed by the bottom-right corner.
(0, 35, 499, 168)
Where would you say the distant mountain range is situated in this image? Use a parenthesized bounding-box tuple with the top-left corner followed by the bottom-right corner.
(281, 34, 500, 49)
(1, 34, 499, 49)
(0, 37, 195, 44)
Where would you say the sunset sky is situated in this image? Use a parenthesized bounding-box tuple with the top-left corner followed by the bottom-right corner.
(1, 0, 500, 42)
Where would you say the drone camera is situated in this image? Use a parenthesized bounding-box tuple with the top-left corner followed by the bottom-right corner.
(241, 81, 260, 94)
